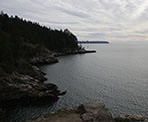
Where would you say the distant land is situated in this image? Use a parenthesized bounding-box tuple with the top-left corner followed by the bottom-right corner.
(78, 41, 109, 44)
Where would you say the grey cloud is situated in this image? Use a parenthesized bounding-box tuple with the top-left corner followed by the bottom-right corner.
(0, 0, 148, 41)
(111, 34, 147, 39)
(88, 33, 106, 39)
(46, 21, 78, 25)
(80, 32, 106, 39)
(55, 6, 91, 19)
(134, 30, 148, 34)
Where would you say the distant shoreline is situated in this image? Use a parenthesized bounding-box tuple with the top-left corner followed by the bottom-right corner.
(78, 41, 109, 44)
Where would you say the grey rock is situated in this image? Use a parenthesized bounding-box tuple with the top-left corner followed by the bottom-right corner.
(79, 102, 114, 122)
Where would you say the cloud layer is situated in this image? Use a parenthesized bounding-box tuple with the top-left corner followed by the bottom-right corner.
(0, 0, 148, 41)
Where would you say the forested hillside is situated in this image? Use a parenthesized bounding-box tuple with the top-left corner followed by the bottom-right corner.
(0, 12, 79, 73)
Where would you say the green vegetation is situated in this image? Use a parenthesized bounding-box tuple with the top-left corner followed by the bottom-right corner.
(0, 12, 79, 74)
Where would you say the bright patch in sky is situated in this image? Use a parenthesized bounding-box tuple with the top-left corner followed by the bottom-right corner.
(0, 0, 148, 41)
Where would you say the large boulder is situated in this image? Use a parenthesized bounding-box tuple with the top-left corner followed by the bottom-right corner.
(78, 102, 114, 122)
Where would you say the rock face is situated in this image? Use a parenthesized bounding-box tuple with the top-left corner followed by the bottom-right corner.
(31, 56, 58, 65)
(0, 48, 62, 107)
(78, 102, 114, 122)
(30, 48, 58, 65)
(31, 65, 47, 82)
(29, 102, 114, 122)
(0, 72, 65, 107)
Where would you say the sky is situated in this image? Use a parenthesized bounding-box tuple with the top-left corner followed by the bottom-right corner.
(0, 0, 148, 41)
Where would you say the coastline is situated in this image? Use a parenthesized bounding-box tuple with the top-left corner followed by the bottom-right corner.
(53, 49, 96, 57)
(0, 49, 96, 117)
(1, 49, 148, 122)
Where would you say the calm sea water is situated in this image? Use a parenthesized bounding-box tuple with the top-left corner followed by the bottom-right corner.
(4, 42, 148, 122)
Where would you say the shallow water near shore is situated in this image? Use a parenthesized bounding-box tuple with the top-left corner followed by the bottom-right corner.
(3, 41, 148, 122)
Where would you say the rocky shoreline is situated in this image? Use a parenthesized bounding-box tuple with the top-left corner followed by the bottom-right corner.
(0, 48, 96, 108)
(28, 102, 114, 122)
(28, 102, 148, 122)
(53, 49, 96, 57)
(1, 49, 148, 122)
(0, 56, 60, 108)
(0, 71, 65, 107)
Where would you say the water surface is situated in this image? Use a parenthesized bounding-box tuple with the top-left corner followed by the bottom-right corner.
(42, 42, 148, 116)
(4, 42, 148, 122)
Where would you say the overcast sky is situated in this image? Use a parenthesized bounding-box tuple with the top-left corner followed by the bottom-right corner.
(1, 0, 148, 41)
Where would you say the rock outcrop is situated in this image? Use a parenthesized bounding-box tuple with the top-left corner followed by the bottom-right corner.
(0, 71, 65, 107)
(0, 46, 96, 108)
(0, 47, 62, 108)
(30, 47, 58, 65)
(31, 56, 58, 66)
(28, 102, 148, 122)
(29, 102, 114, 122)
(78, 102, 114, 122)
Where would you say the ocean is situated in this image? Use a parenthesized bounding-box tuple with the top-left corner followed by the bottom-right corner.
(5, 41, 148, 122)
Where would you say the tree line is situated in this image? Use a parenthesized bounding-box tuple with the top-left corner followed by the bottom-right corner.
(0, 12, 79, 74)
